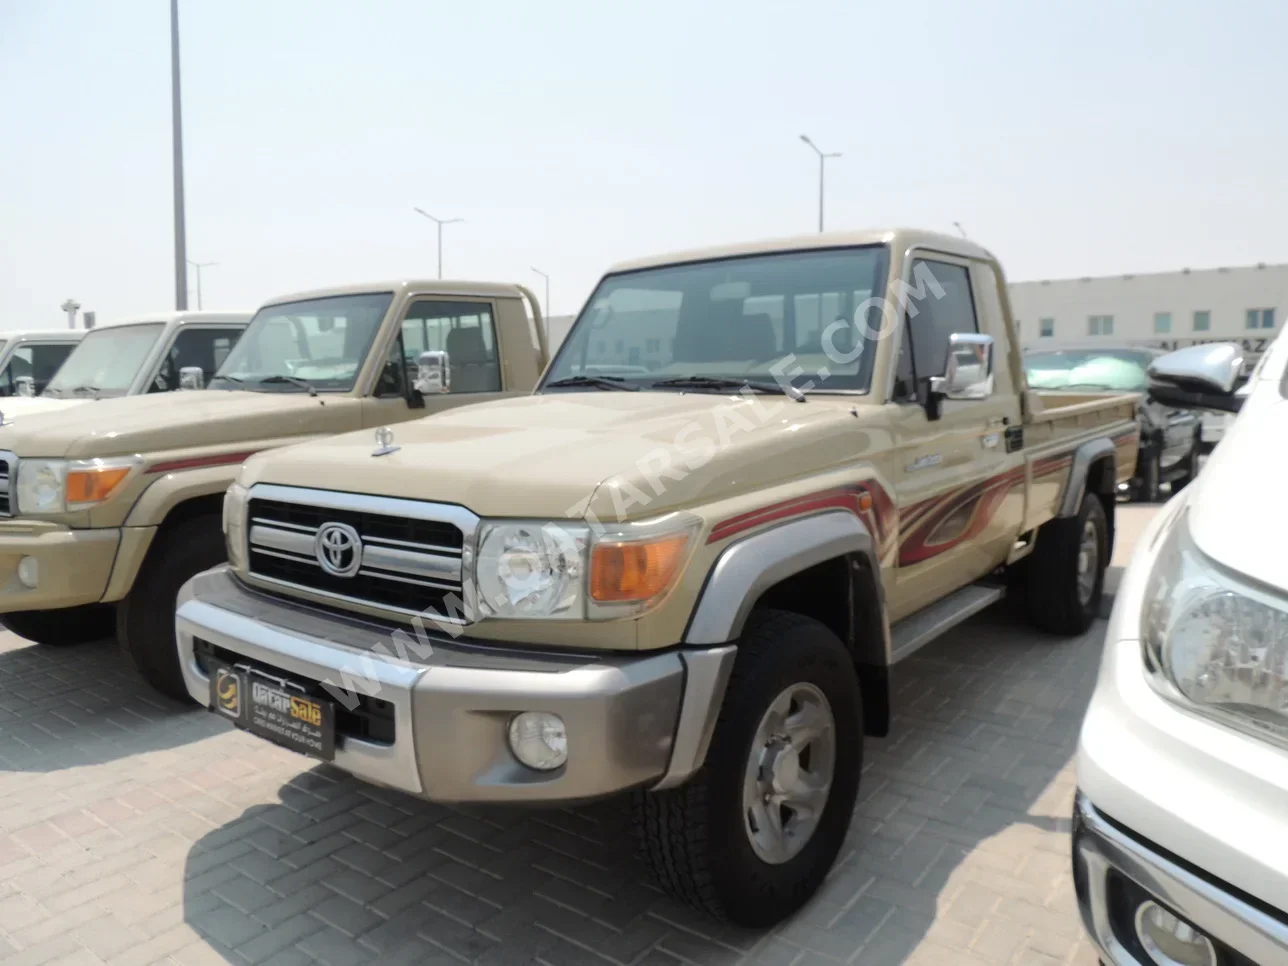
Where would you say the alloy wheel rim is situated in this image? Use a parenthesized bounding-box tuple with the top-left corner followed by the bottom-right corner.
(741, 682, 836, 865)
(1076, 518, 1100, 605)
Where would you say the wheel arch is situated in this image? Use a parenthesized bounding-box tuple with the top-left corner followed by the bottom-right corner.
(1058, 437, 1118, 560)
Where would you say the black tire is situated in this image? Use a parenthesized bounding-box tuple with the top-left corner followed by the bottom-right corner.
(1134, 452, 1161, 503)
(632, 610, 863, 927)
(117, 514, 225, 701)
(1169, 436, 1200, 494)
(1023, 493, 1108, 635)
(1, 604, 114, 646)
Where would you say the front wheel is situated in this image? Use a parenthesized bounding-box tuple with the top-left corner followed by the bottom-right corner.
(117, 515, 226, 702)
(632, 610, 862, 927)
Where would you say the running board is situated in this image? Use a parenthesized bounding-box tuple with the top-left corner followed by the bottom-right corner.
(889, 583, 1005, 663)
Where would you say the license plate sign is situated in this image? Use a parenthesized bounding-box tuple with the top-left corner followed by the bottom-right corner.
(209, 662, 335, 761)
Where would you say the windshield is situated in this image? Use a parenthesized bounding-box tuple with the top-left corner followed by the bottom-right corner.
(44, 323, 164, 397)
(210, 292, 393, 393)
(1023, 348, 1157, 392)
(542, 246, 891, 394)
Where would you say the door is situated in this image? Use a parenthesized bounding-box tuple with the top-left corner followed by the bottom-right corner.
(886, 255, 1024, 620)
(362, 298, 511, 427)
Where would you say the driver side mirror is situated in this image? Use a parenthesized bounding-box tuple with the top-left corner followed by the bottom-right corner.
(179, 366, 205, 391)
(14, 376, 35, 398)
(414, 350, 450, 395)
(1148, 343, 1245, 414)
(930, 333, 995, 401)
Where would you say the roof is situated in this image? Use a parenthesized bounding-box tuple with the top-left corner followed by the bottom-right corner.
(91, 310, 254, 328)
(259, 280, 528, 307)
(606, 228, 997, 275)
(0, 329, 85, 342)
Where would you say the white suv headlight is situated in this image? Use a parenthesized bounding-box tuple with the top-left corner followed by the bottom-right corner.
(476, 522, 589, 619)
(222, 481, 250, 570)
(1141, 512, 1288, 745)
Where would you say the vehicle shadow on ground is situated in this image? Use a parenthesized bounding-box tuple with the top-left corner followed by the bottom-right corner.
(181, 605, 1104, 965)
(0, 632, 219, 771)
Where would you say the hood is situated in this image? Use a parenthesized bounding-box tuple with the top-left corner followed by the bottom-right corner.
(0, 390, 365, 459)
(242, 390, 885, 520)
(0, 396, 86, 422)
(1188, 384, 1288, 592)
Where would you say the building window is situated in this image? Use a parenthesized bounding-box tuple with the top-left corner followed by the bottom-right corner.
(1193, 310, 1210, 332)
(645, 338, 660, 353)
(1246, 308, 1275, 330)
(1088, 315, 1114, 336)
(1039, 318, 1054, 338)
(1153, 312, 1171, 334)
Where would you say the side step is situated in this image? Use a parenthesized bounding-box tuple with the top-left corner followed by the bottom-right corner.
(889, 583, 1005, 663)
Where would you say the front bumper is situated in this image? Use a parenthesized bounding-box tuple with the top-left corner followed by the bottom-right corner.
(176, 566, 735, 803)
(0, 520, 120, 611)
(1074, 794, 1288, 965)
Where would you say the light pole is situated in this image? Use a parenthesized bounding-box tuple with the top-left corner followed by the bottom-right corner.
(530, 267, 550, 321)
(171, 0, 188, 309)
(187, 260, 217, 309)
(953, 221, 968, 239)
(799, 134, 841, 233)
(412, 208, 464, 279)
(60, 299, 81, 330)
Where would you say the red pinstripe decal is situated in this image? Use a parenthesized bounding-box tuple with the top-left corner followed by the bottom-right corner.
(148, 450, 261, 474)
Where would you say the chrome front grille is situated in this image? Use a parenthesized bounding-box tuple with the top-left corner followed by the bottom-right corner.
(0, 452, 14, 517)
(243, 484, 477, 622)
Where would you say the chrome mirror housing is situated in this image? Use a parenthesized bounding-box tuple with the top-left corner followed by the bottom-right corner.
(1149, 343, 1244, 394)
(415, 350, 450, 394)
(931, 333, 995, 400)
(14, 376, 35, 398)
(179, 366, 205, 391)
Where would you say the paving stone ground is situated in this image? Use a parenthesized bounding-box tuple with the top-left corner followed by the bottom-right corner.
(0, 506, 1157, 965)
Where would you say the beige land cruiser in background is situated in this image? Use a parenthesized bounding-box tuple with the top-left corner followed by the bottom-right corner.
(0, 280, 548, 699)
(177, 230, 1138, 925)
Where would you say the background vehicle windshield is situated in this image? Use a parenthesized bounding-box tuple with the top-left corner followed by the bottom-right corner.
(44, 323, 164, 397)
(1023, 348, 1157, 392)
(211, 292, 392, 392)
(542, 246, 891, 393)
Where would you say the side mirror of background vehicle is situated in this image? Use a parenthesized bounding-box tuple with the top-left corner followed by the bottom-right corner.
(414, 350, 450, 395)
(1148, 343, 1245, 414)
(179, 366, 205, 391)
(14, 377, 35, 398)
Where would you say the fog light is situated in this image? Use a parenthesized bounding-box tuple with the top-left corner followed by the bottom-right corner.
(17, 556, 38, 589)
(1135, 901, 1217, 966)
(507, 712, 567, 771)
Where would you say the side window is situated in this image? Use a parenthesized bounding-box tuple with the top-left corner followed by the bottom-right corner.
(375, 332, 407, 398)
(399, 300, 501, 393)
(0, 343, 75, 396)
(151, 328, 241, 392)
(893, 259, 978, 400)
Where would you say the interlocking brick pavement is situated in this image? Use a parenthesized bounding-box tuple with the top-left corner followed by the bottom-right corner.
(0, 508, 1162, 965)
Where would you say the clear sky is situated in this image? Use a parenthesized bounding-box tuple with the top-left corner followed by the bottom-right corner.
(2, 0, 1285, 329)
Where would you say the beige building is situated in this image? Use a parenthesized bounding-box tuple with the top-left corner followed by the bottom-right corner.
(1010, 261, 1287, 358)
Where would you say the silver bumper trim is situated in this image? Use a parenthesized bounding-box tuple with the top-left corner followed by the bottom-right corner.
(1075, 792, 1288, 965)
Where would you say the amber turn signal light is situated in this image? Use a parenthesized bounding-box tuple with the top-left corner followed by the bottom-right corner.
(66, 466, 133, 506)
(589, 532, 691, 603)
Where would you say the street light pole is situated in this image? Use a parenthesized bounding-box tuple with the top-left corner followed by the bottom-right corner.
(171, 0, 189, 310)
(60, 299, 81, 330)
(187, 260, 217, 309)
(530, 267, 550, 321)
(799, 135, 841, 233)
(412, 208, 464, 279)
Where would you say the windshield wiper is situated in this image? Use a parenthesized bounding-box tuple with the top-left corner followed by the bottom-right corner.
(213, 374, 245, 386)
(69, 385, 102, 398)
(649, 375, 806, 402)
(544, 375, 640, 391)
(255, 374, 317, 396)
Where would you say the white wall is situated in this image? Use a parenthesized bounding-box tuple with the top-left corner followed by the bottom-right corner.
(1010, 262, 1288, 357)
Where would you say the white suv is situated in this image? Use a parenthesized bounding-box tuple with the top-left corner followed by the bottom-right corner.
(1074, 334, 1288, 965)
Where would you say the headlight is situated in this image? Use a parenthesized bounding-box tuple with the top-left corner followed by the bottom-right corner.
(1141, 513, 1288, 745)
(16, 457, 139, 515)
(476, 522, 588, 619)
(223, 481, 249, 570)
(473, 513, 698, 620)
(16, 460, 67, 514)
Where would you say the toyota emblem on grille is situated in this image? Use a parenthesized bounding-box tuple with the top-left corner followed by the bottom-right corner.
(315, 522, 362, 577)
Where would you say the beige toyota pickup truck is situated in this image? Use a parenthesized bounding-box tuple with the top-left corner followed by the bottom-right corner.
(176, 230, 1138, 926)
(0, 280, 549, 699)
